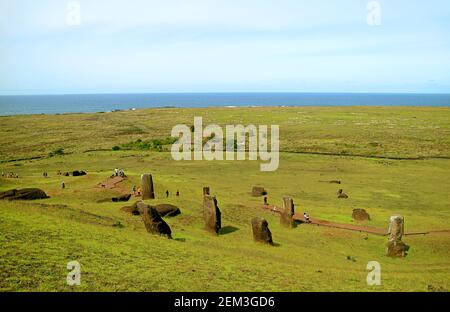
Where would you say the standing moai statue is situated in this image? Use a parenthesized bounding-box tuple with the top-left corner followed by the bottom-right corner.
(141, 174, 155, 200)
(386, 215, 409, 257)
(251, 217, 273, 245)
(203, 187, 210, 196)
(280, 196, 296, 228)
(203, 195, 221, 234)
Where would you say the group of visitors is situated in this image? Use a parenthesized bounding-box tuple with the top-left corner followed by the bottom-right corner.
(113, 168, 126, 178)
(1, 172, 19, 178)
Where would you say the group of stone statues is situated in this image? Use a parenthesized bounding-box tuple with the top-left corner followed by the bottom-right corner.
(135, 173, 409, 257)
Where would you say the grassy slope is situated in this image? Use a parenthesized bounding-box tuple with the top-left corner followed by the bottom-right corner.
(0, 107, 449, 292)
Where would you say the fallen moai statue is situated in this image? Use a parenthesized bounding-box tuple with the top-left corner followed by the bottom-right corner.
(122, 202, 181, 217)
(280, 196, 296, 228)
(251, 217, 273, 245)
(386, 215, 409, 257)
(112, 194, 132, 202)
(252, 186, 267, 197)
(352, 208, 370, 221)
(0, 188, 49, 201)
(72, 170, 87, 176)
(203, 195, 222, 234)
(140, 205, 172, 239)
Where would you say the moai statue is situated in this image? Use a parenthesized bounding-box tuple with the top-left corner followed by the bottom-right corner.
(251, 217, 273, 245)
(203, 187, 210, 196)
(141, 205, 172, 239)
(203, 195, 221, 234)
(280, 196, 296, 228)
(386, 215, 409, 257)
(141, 174, 155, 200)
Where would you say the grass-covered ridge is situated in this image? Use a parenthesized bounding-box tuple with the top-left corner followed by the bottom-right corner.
(0, 106, 449, 292)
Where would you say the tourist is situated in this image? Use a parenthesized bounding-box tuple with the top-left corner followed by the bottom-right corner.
(132, 185, 136, 195)
(303, 212, 311, 223)
(61, 181, 65, 189)
(176, 190, 180, 197)
(166, 190, 169, 198)
(264, 196, 268, 205)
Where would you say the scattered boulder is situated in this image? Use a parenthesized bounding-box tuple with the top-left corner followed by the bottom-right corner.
(386, 215, 409, 257)
(280, 197, 296, 228)
(112, 194, 132, 202)
(203, 195, 221, 234)
(62, 172, 70, 177)
(141, 174, 155, 199)
(72, 170, 87, 176)
(251, 217, 273, 245)
(0, 188, 49, 201)
(352, 209, 370, 221)
(154, 204, 181, 217)
(141, 205, 172, 239)
(252, 186, 267, 197)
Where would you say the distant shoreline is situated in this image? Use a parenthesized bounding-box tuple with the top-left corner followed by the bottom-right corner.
(1, 92, 449, 116)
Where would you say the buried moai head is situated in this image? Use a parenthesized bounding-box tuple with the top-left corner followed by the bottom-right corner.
(203, 195, 222, 234)
(280, 196, 296, 228)
(141, 174, 155, 200)
(140, 204, 172, 239)
(386, 215, 409, 257)
(251, 217, 273, 245)
(203, 187, 210, 196)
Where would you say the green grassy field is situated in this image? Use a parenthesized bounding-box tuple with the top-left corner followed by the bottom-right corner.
(1, 106, 449, 292)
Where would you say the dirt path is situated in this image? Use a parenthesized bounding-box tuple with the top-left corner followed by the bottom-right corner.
(261, 205, 449, 236)
(98, 176, 124, 189)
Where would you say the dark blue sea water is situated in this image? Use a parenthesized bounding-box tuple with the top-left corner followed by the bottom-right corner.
(0, 93, 449, 116)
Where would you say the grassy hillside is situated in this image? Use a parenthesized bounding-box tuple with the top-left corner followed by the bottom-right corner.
(0, 107, 449, 291)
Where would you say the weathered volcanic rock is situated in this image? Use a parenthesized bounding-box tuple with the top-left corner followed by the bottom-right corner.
(154, 204, 181, 217)
(203, 195, 221, 234)
(386, 215, 409, 257)
(0, 188, 49, 201)
(252, 186, 267, 197)
(251, 217, 273, 245)
(280, 196, 296, 228)
(112, 194, 132, 202)
(141, 174, 155, 200)
(141, 205, 172, 239)
(72, 170, 87, 176)
(352, 209, 371, 221)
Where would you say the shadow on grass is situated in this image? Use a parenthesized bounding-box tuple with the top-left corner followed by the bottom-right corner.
(219, 226, 239, 235)
(174, 237, 186, 242)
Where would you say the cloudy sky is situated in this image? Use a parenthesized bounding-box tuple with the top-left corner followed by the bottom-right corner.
(0, 0, 449, 94)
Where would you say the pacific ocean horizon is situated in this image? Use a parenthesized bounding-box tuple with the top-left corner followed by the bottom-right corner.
(0, 92, 449, 116)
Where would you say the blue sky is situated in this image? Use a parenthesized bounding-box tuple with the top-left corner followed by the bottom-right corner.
(0, 0, 449, 95)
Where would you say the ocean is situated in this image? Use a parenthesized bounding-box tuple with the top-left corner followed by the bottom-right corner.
(0, 93, 449, 116)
